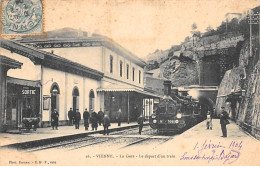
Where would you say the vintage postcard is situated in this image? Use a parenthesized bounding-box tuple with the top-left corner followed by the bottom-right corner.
(0, 0, 259, 166)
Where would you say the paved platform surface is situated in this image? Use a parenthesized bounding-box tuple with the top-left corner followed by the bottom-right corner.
(153, 119, 260, 165)
(0, 122, 142, 147)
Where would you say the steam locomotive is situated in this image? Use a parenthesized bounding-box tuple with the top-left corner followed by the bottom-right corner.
(149, 80, 205, 134)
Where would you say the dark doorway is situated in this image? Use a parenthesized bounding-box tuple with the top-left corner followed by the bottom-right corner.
(72, 87, 79, 112)
(89, 90, 95, 111)
(50, 83, 60, 112)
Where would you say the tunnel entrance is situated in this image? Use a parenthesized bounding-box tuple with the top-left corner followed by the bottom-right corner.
(198, 96, 215, 120)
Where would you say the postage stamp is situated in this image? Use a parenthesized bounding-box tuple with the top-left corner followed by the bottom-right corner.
(0, 0, 43, 36)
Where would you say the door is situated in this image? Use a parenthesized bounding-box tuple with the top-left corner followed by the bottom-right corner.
(6, 96, 18, 127)
(72, 87, 79, 112)
(22, 96, 32, 118)
(73, 96, 77, 112)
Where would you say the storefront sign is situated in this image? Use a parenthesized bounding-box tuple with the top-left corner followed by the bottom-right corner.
(22, 89, 36, 95)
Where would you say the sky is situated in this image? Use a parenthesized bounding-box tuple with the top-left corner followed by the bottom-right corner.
(44, 0, 259, 58)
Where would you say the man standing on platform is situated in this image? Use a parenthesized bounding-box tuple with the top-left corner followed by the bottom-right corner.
(220, 107, 229, 137)
(83, 108, 90, 130)
(68, 108, 74, 126)
(51, 109, 59, 130)
(102, 114, 110, 135)
(91, 109, 98, 131)
(116, 108, 122, 126)
(74, 109, 81, 129)
(137, 114, 144, 135)
(98, 108, 104, 126)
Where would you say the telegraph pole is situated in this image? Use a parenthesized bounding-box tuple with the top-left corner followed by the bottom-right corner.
(247, 11, 259, 57)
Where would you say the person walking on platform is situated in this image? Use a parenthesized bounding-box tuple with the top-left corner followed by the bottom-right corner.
(220, 107, 229, 137)
(116, 108, 122, 126)
(68, 108, 74, 126)
(98, 108, 104, 126)
(137, 114, 144, 135)
(83, 108, 90, 130)
(91, 109, 98, 130)
(74, 109, 81, 129)
(212, 108, 216, 119)
(51, 109, 59, 130)
(206, 110, 212, 130)
(102, 114, 110, 135)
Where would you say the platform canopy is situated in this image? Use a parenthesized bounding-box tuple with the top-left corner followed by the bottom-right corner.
(97, 83, 163, 98)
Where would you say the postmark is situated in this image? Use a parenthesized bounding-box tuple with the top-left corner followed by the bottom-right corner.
(1, 0, 43, 36)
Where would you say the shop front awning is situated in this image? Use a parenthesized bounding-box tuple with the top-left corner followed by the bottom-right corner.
(97, 84, 163, 98)
(7, 76, 41, 87)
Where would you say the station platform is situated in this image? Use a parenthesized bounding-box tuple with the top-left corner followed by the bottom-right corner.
(0, 122, 144, 147)
(154, 119, 260, 165)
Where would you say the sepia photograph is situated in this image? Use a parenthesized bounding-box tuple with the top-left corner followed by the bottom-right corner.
(0, 0, 259, 166)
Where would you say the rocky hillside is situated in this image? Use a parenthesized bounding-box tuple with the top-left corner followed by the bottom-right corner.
(145, 49, 169, 62)
(144, 6, 259, 87)
(216, 34, 260, 139)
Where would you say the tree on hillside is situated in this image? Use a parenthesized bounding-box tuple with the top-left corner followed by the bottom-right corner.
(184, 36, 191, 43)
(206, 25, 213, 32)
(191, 23, 200, 45)
(191, 23, 197, 30)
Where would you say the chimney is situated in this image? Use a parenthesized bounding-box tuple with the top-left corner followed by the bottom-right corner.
(163, 80, 172, 96)
(172, 87, 179, 96)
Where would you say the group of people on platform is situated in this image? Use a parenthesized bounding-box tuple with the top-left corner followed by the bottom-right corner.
(68, 108, 105, 131)
(51, 107, 144, 135)
(206, 106, 230, 138)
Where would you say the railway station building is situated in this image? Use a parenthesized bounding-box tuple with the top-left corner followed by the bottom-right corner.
(0, 28, 161, 131)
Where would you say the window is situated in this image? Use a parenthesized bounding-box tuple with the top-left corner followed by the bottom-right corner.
(120, 60, 123, 77)
(89, 90, 95, 111)
(139, 70, 141, 84)
(126, 64, 129, 79)
(110, 55, 113, 73)
(132, 67, 135, 81)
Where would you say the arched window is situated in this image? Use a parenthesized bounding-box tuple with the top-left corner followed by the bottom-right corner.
(89, 90, 95, 111)
(50, 82, 60, 112)
(110, 55, 113, 73)
(120, 60, 123, 77)
(139, 70, 141, 84)
(126, 64, 129, 79)
(72, 87, 79, 112)
(132, 67, 135, 81)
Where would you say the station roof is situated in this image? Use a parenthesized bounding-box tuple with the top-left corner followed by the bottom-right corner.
(0, 54, 23, 69)
(0, 39, 103, 80)
(16, 28, 147, 67)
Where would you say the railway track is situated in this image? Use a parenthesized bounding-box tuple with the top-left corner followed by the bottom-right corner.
(25, 126, 174, 152)
(119, 135, 155, 149)
(26, 127, 148, 152)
